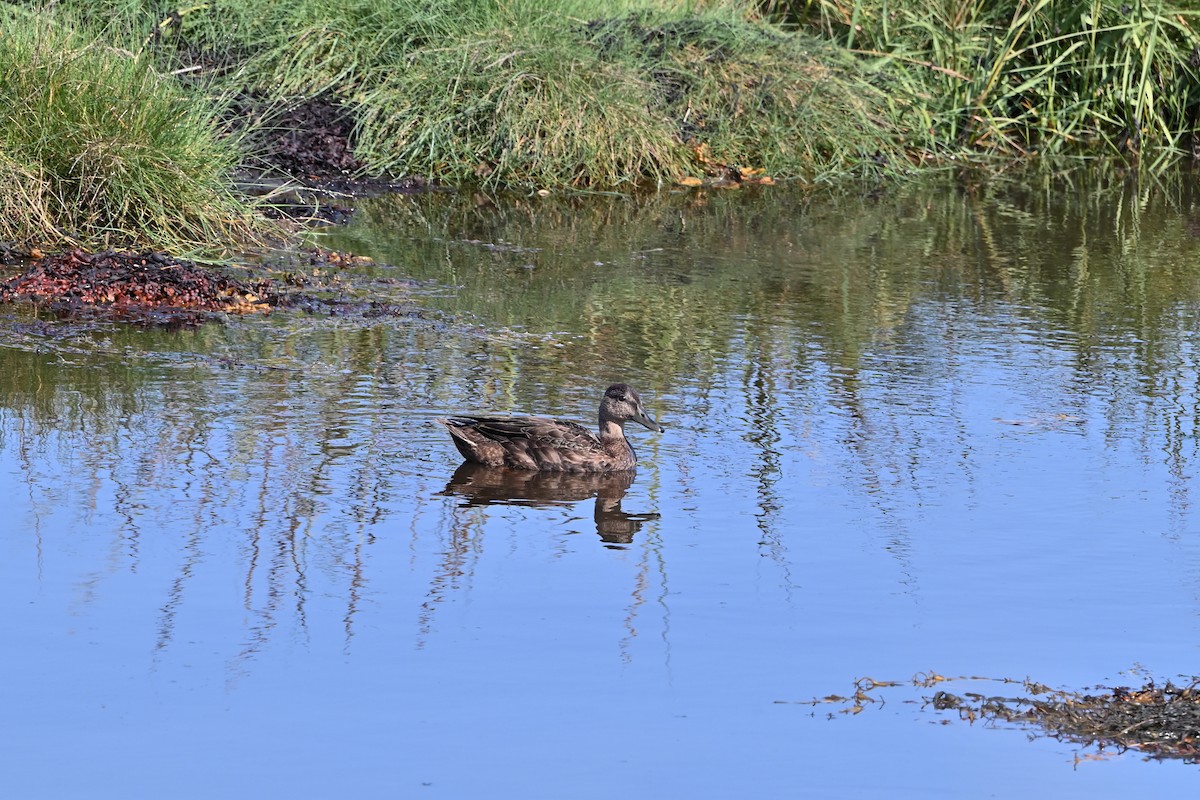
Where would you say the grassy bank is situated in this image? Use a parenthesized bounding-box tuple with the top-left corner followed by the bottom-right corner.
(782, 0, 1200, 166)
(164, 0, 904, 186)
(0, 9, 264, 253)
(3, 0, 1200, 253)
(143, 0, 1200, 178)
(3, 0, 905, 251)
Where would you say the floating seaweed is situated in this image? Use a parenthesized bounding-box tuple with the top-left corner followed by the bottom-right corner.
(786, 671, 1200, 763)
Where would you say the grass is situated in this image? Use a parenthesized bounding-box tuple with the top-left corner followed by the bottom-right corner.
(5, 0, 1200, 252)
(351, 31, 686, 188)
(171, 0, 905, 187)
(779, 0, 1200, 166)
(347, 15, 895, 187)
(0, 8, 265, 252)
(3, 0, 903, 253)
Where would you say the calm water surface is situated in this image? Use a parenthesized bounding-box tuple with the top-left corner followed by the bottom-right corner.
(5, 170, 1200, 797)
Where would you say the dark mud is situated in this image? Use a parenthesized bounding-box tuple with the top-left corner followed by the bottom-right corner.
(233, 95, 436, 225)
(162, 20, 426, 218)
(0, 248, 427, 328)
(0, 250, 277, 327)
(0, 242, 20, 267)
(253, 95, 364, 181)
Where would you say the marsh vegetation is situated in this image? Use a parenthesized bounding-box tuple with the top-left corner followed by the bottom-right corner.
(1, 0, 1199, 253)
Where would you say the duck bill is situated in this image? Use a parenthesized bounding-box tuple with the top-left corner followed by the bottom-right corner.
(636, 408, 664, 433)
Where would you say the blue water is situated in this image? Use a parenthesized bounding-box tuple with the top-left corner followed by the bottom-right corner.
(4, 175, 1200, 797)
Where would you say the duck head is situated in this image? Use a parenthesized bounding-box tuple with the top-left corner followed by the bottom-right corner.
(602, 383, 664, 432)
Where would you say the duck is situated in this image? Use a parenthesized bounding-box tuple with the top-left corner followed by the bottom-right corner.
(436, 383, 664, 472)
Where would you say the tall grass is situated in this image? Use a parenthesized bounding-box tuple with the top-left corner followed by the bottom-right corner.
(15, 0, 1195, 231)
(0, 9, 264, 251)
(350, 29, 686, 187)
(778, 0, 1200, 165)
(143, 0, 901, 186)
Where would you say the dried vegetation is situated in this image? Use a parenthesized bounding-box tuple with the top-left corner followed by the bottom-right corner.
(796, 671, 1200, 762)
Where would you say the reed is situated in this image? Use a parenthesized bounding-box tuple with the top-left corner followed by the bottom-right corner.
(777, 0, 1200, 165)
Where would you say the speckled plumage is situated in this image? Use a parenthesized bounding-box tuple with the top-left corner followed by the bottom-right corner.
(436, 383, 664, 472)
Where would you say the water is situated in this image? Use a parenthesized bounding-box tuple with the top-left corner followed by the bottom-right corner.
(4, 169, 1200, 797)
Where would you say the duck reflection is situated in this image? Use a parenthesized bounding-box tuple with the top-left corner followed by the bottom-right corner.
(440, 462, 660, 546)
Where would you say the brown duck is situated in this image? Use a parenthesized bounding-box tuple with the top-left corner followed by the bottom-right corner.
(437, 383, 664, 472)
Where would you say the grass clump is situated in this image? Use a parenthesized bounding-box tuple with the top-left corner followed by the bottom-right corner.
(580, 12, 899, 182)
(785, 0, 1200, 166)
(0, 10, 264, 252)
(350, 26, 687, 187)
(164, 0, 904, 187)
(0, 153, 59, 245)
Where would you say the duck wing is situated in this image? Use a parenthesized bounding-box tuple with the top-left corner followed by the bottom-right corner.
(457, 415, 599, 451)
(442, 415, 604, 470)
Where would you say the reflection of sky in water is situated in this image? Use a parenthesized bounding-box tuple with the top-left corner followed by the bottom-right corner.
(4, 177, 1200, 796)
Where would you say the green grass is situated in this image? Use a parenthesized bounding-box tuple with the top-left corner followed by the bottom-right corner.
(350, 29, 686, 187)
(7, 0, 1200, 253)
(576, 12, 900, 182)
(0, 8, 265, 252)
(163, 0, 904, 187)
(780, 0, 1200, 166)
(22, 0, 904, 193)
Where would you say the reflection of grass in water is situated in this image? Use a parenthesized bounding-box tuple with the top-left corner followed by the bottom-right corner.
(314, 169, 1200, 494)
(9, 174, 1200, 666)
(8, 167, 1200, 464)
(326, 166, 1200, 369)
